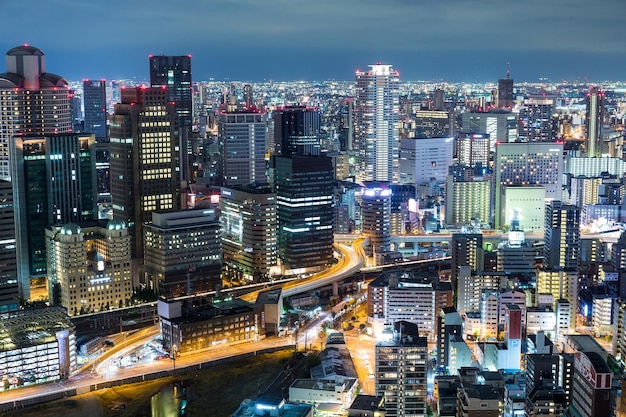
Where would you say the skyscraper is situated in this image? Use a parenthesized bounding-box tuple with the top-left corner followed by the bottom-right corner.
(518, 96, 556, 142)
(585, 87, 605, 158)
(109, 87, 181, 263)
(10, 133, 97, 301)
(0, 45, 73, 180)
(544, 201, 580, 270)
(217, 106, 267, 187)
(273, 105, 321, 157)
(149, 55, 192, 182)
(0, 179, 18, 311)
(361, 182, 392, 257)
(354, 63, 399, 184)
(83, 79, 110, 198)
(497, 72, 514, 108)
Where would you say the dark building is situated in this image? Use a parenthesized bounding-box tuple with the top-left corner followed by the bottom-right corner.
(273, 105, 321, 157)
(497, 75, 514, 108)
(10, 134, 97, 300)
(437, 307, 463, 373)
(451, 233, 483, 283)
(83, 79, 110, 198)
(544, 201, 580, 270)
(149, 55, 192, 182)
(109, 87, 181, 266)
(274, 155, 334, 274)
(0, 180, 18, 311)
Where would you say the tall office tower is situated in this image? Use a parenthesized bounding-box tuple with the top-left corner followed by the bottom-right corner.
(361, 182, 392, 258)
(11, 133, 97, 301)
(461, 109, 518, 149)
(585, 87, 605, 158)
(445, 177, 492, 227)
(109, 87, 181, 264)
(221, 184, 278, 284)
(566, 352, 614, 417)
(518, 96, 556, 142)
(451, 233, 483, 283)
(413, 110, 453, 138)
(0, 45, 73, 180)
(433, 88, 444, 111)
(0, 180, 18, 312)
(494, 142, 563, 229)
(399, 137, 454, 185)
(216, 107, 267, 187)
(243, 83, 254, 107)
(274, 155, 334, 275)
(83, 79, 110, 199)
(46, 220, 132, 315)
(354, 63, 400, 183)
(144, 210, 221, 298)
(456, 132, 490, 168)
(389, 183, 415, 235)
(273, 105, 321, 157)
(497, 73, 514, 109)
(376, 321, 427, 417)
(544, 201, 580, 270)
(149, 55, 192, 182)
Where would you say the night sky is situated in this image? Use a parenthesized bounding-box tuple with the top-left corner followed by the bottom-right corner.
(3, 0, 626, 82)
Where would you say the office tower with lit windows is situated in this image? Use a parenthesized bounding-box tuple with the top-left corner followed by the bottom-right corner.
(544, 201, 580, 270)
(274, 155, 334, 275)
(399, 137, 454, 185)
(46, 220, 132, 316)
(451, 233, 483, 283)
(354, 63, 399, 183)
(494, 141, 563, 229)
(375, 321, 428, 417)
(413, 110, 453, 138)
(0, 45, 73, 181)
(243, 83, 254, 107)
(445, 177, 492, 227)
(149, 55, 192, 182)
(518, 96, 556, 142)
(220, 184, 278, 284)
(498, 74, 514, 108)
(10, 133, 97, 301)
(361, 182, 392, 257)
(585, 87, 605, 158)
(109, 87, 181, 264)
(217, 106, 267, 187)
(144, 210, 221, 298)
(456, 132, 490, 169)
(461, 109, 518, 149)
(0, 179, 18, 312)
(273, 105, 321, 157)
(83, 79, 110, 198)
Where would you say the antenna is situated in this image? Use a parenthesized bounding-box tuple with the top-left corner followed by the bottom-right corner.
(506, 62, 510, 79)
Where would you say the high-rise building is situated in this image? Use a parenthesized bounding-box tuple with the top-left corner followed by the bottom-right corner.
(399, 137, 454, 185)
(83, 79, 110, 198)
(109, 87, 181, 264)
(456, 132, 490, 169)
(445, 177, 492, 227)
(243, 83, 254, 107)
(0, 45, 73, 180)
(361, 182, 392, 257)
(0, 179, 18, 312)
(274, 155, 334, 275)
(46, 220, 132, 315)
(375, 321, 428, 417)
(497, 74, 514, 109)
(10, 133, 97, 301)
(144, 210, 221, 298)
(518, 96, 556, 142)
(566, 351, 614, 417)
(273, 105, 321, 157)
(494, 142, 563, 228)
(221, 184, 278, 284)
(544, 201, 580, 270)
(149, 55, 192, 182)
(413, 110, 453, 138)
(585, 87, 605, 158)
(451, 234, 483, 283)
(354, 63, 399, 183)
(217, 107, 267, 187)
(461, 109, 518, 149)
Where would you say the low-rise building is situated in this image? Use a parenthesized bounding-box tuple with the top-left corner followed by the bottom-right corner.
(289, 376, 358, 411)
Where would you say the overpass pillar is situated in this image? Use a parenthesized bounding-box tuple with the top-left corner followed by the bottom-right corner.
(333, 281, 339, 298)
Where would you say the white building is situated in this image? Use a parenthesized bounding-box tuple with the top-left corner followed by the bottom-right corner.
(526, 307, 556, 337)
(500, 186, 546, 232)
(400, 137, 454, 185)
(289, 376, 358, 411)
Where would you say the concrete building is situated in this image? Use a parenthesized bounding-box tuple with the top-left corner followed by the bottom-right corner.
(144, 209, 221, 298)
(461, 109, 517, 148)
(566, 351, 614, 417)
(565, 155, 626, 178)
(445, 177, 492, 227)
(221, 184, 277, 284)
(544, 201, 580, 270)
(585, 87, 605, 158)
(500, 186, 546, 232)
(361, 182, 392, 257)
(375, 321, 428, 417)
(412, 110, 454, 138)
(456, 132, 490, 168)
(399, 137, 454, 185)
(0, 180, 18, 312)
(46, 220, 132, 316)
(456, 384, 502, 417)
(517, 96, 556, 142)
(289, 376, 358, 411)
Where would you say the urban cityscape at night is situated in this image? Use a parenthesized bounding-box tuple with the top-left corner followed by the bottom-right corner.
(1, 3, 626, 417)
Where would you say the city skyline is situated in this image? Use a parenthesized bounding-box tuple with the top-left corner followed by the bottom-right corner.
(4, 0, 626, 82)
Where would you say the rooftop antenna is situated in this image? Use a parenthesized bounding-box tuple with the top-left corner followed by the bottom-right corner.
(506, 62, 510, 79)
